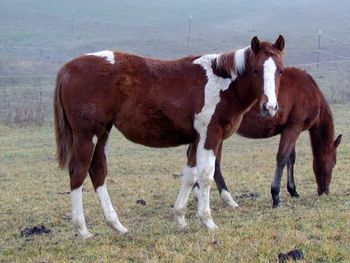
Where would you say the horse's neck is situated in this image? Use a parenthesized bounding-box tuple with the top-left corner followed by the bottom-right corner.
(234, 79, 257, 110)
(309, 100, 334, 158)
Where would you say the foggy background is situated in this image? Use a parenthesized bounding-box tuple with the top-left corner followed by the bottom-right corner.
(1, 0, 350, 125)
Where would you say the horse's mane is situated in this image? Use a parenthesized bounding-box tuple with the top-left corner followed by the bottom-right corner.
(214, 47, 251, 78)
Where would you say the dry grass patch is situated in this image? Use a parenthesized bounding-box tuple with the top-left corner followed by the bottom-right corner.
(0, 105, 349, 262)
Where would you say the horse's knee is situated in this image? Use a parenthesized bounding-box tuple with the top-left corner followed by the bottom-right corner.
(182, 166, 198, 186)
(271, 185, 280, 196)
(276, 153, 289, 167)
(197, 165, 215, 187)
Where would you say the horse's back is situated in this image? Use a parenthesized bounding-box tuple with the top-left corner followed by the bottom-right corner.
(56, 51, 205, 145)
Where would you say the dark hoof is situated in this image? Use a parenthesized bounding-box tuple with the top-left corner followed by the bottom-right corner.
(290, 192, 300, 198)
(272, 202, 281, 208)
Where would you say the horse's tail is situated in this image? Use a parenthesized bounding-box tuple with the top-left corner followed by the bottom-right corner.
(54, 70, 73, 169)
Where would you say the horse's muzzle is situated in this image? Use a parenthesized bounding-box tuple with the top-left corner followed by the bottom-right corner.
(262, 102, 278, 117)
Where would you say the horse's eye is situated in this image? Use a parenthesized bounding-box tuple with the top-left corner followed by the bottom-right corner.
(278, 69, 284, 75)
(253, 69, 259, 75)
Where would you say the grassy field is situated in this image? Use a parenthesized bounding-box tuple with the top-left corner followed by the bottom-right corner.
(0, 104, 349, 262)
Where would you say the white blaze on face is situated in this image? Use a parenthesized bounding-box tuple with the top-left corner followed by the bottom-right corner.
(263, 57, 278, 115)
(86, 50, 115, 64)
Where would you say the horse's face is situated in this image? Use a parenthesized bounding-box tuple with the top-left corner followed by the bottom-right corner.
(314, 134, 342, 195)
(248, 35, 285, 117)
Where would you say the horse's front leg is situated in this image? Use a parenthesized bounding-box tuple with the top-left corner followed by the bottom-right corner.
(195, 127, 224, 230)
(286, 147, 300, 197)
(272, 128, 301, 207)
(196, 146, 217, 230)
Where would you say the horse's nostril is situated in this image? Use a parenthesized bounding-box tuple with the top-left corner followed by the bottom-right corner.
(263, 103, 268, 111)
(274, 104, 278, 111)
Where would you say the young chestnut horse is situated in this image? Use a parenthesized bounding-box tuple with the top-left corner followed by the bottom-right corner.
(54, 35, 285, 238)
(192, 67, 342, 208)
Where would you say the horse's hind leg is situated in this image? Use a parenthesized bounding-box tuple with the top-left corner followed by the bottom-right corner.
(88, 127, 128, 235)
(69, 134, 95, 238)
(287, 147, 300, 198)
(193, 143, 239, 209)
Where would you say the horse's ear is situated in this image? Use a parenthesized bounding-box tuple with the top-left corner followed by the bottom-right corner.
(251, 36, 261, 54)
(334, 134, 342, 148)
(274, 35, 285, 52)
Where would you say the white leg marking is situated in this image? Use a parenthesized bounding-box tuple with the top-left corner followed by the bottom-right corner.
(174, 166, 198, 229)
(263, 57, 278, 116)
(71, 185, 93, 238)
(96, 184, 128, 235)
(220, 189, 239, 209)
(86, 50, 115, 64)
(196, 148, 218, 231)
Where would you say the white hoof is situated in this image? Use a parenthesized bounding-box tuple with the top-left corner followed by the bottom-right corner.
(175, 215, 188, 229)
(198, 212, 219, 231)
(220, 189, 239, 209)
(107, 221, 128, 235)
(79, 229, 94, 239)
(116, 225, 128, 235)
(174, 205, 188, 229)
(200, 217, 219, 231)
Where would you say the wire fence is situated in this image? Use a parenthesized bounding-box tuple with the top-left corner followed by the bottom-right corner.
(1, 16, 350, 126)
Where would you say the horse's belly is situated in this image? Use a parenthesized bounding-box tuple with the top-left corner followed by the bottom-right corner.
(114, 109, 195, 148)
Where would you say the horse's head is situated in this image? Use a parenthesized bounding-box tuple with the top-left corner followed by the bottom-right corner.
(314, 134, 342, 195)
(247, 35, 285, 117)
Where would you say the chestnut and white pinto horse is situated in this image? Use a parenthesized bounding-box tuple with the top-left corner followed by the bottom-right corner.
(54, 35, 285, 238)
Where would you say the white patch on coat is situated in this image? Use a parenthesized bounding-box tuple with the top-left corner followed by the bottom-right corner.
(86, 50, 115, 64)
(182, 54, 231, 230)
(71, 185, 93, 238)
(96, 184, 128, 235)
(220, 189, 239, 208)
(193, 54, 231, 144)
(234, 47, 249, 75)
(263, 57, 278, 110)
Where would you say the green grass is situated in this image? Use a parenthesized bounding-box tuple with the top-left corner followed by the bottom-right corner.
(0, 105, 350, 262)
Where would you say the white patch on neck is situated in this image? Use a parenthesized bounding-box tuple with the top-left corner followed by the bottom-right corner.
(263, 57, 277, 108)
(234, 47, 249, 75)
(193, 54, 232, 144)
(86, 50, 115, 64)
